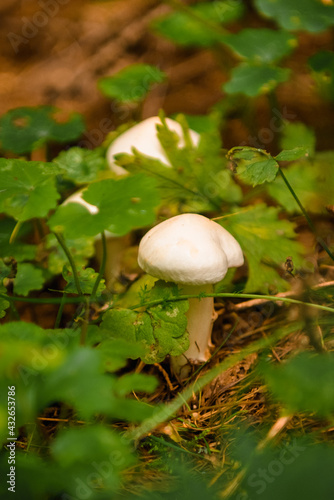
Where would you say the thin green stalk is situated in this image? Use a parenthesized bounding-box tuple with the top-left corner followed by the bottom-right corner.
(0, 292, 85, 305)
(54, 293, 67, 329)
(90, 232, 107, 303)
(279, 167, 334, 262)
(126, 327, 289, 442)
(9, 221, 23, 244)
(53, 232, 83, 296)
(129, 292, 334, 315)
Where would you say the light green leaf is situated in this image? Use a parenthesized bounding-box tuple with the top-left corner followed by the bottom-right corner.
(48, 174, 161, 238)
(224, 29, 297, 64)
(0, 106, 85, 155)
(255, 0, 334, 33)
(280, 122, 316, 156)
(151, 1, 244, 47)
(275, 147, 309, 162)
(63, 265, 105, 296)
(0, 158, 60, 221)
(54, 147, 107, 183)
(267, 151, 334, 214)
(0, 218, 37, 262)
(228, 147, 279, 186)
(222, 204, 305, 292)
(260, 352, 334, 417)
(13, 263, 45, 296)
(98, 64, 166, 103)
(0, 285, 9, 318)
(46, 233, 95, 275)
(223, 63, 290, 97)
(115, 373, 158, 397)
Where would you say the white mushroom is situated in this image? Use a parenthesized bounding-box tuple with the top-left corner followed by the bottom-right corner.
(107, 116, 200, 175)
(137, 213, 244, 377)
(62, 190, 130, 290)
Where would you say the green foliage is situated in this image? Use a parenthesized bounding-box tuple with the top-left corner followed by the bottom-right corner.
(0, 158, 60, 221)
(0, 285, 10, 318)
(54, 146, 107, 183)
(152, 1, 244, 47)
(221, 204, 305, 292)
(309, 50, 334, 102)
(46, 233, 96, 275)
(98, 64, 166, 103)
(0, 219, 37, 262)
(228, 147, 279, 185)
(255, 0, 334, 33)
(101, 281, 189, 363)
(0, 106, 85, 155)
(267, 151, 334, 213)
(63, 265, 105, 296)
(48, 174, 161, 238)
(223, 63, 290, 97)
(260, 352, 334, 417)
(13, 262, 45, 296)
(280, 122, 316, 156)
(224, 29, 297, 64)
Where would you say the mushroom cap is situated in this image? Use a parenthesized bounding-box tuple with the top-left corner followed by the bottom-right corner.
(107, 116, 200, 175)
(138, 213, 244, 286)
(63, 189, 99, 215)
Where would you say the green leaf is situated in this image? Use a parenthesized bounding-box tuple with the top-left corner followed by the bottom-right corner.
(280, 122, 316, 156)
(54, 147, 107, 183)
(151, 1, 244, 47)
(275, 147, 309, 162)
(260, 352, 334, 417)
(0, 219, 37, 262)
(101, 282, 189, 364)
(63, 265, 105, 296)
(0, 106, 85, 155)
(13, 263, 45, 296)
(309, 50, 334, 102)
(224, 29, 297, 64)
(223, 63, 290, 97)
(48, 174, 161, 238)
(267, 151, 334, 214)
(227, 147, 279, 186)
(46, 233, 95, 275)
(0, 285, 10, 318)
(98, 64, 166, 103)
(115, 373, 158, 397)
(255, 0, 334, 33)
(0, 158, 60, 221)
(95, 338, 148, 372)
(222, 204, 305, 292)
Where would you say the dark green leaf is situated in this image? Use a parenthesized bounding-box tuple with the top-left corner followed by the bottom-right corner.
(309, 50, 334, 101)
(228, 147, 279, 186)
(0, 158, 60, 221)
(223, 63, 290, 97)
(0, 106, 85, 155)
(260, 352, 334, 417)
(224, 29, 297, 63)
(63, 265, 105, 296)
(48, 174, 161, 238)
(275, 147, 309, 162)
(255, 0, 334, 33)
(98, 64, 166, 103)
(0, 285, 9, 318)
(54, 147, 107, 183)
(46, 233, 95, 275)
(95, 338, 148, 372)
(13, 262, 45, 296)
(151, 1, 244, 47)
(115, 373, 158, 397)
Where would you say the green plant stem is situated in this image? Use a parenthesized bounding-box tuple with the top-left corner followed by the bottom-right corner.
(54, 293, 67, 329)
(9, 221, 23, 244)
(126, 327, 289, 442)
(278, 167, 334, 262)
(129, 292, 334, 315)
(53, 232, 83, 296)
(90, 232, 107, 303)
(0, 293, 84, 304)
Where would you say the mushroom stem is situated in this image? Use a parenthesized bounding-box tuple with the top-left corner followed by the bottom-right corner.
(171, 284, 216, 377)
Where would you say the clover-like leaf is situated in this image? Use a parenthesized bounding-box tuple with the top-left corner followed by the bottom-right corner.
(98, 64, 166, 103)
(48, 174, 160, 238)
(0, 106, 85, 155)
(0, 158, 60, 221)
(63, 265, 105, 296)
(221, 204, 305, 292)
(224, 29, 297, 64)
(152, 1, 244, 47)
(223, 63, 290, 97)
(54, 147, 107, 183)
(13, 263, 45, 296)
(255, 0, 334, 33)
(275, 147, 309, 162)
(227, 146, 279, 186)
